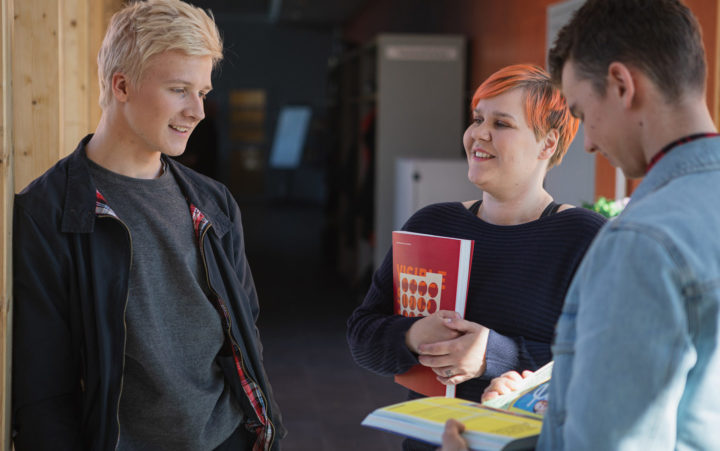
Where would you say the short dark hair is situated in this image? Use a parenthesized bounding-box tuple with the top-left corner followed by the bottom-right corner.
(548, 0, 706, 101)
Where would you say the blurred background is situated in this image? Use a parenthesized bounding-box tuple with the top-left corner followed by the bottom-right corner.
(1, 0, 719, 449)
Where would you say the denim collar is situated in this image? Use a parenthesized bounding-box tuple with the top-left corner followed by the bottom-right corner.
(628, 136, 720, 208)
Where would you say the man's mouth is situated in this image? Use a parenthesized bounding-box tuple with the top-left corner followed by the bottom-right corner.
(169, 124, 191, 133)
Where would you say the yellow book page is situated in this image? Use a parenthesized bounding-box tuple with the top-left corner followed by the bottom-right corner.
(384, 397, 541, 439)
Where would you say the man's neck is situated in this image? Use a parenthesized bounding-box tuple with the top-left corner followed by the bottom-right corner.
(86, 112, 165, 180)
(640, 95, 717, 163)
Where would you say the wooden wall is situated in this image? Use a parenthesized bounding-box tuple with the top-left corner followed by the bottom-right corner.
(0, 0, 123, 448)
(1, 0, 12, 448)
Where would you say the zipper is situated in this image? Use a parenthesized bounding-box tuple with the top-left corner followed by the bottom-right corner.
(198, 224, 275, 450)
(97, 214, 132, 451)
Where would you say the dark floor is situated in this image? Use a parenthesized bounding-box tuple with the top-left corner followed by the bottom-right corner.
(241, 201, 407, 451)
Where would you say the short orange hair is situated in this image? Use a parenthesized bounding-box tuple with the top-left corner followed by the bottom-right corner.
(471, 64, 579, 169)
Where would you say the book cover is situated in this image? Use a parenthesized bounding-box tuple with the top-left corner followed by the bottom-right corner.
(362, 396, 541, 451)
(392, 231, 474, 397)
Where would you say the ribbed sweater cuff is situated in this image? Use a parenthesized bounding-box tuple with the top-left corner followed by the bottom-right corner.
(391, 315, 424, 371)
(483, 330, 534, 379)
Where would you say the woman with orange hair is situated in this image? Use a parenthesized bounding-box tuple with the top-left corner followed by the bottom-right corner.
(347, 64, 606, 449)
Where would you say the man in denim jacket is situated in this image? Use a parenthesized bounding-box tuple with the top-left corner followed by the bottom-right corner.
(442, 0, 718, 448)
(537, 0, 720, 448)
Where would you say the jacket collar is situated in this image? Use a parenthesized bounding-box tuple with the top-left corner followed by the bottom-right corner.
(165, 155, 231, 238)
(628, 136, 720, 207)
(61, 136, 98, 233)
(61, 134, 231, 238)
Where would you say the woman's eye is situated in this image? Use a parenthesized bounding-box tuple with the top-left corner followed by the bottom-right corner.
(495, 121, 509, 128)
(172, 88, 186, 94)
(473, 117, 483, 124)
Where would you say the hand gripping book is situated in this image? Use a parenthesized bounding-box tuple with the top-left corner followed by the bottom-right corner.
(392, 230, 474, 397)
(362, 362, 553, 450)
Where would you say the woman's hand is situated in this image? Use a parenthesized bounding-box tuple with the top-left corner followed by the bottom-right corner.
(405, 310, 462, 354)
(481, 370, 535, 402)
(416, 317, 490, 385)
(439, 419, 468, 451)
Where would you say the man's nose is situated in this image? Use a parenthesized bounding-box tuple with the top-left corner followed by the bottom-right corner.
(185, 96, 205, 121)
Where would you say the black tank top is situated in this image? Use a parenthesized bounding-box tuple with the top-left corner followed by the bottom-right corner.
(468, 200, 561, 218)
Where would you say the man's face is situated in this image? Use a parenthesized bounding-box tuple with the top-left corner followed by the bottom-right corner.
(561, 61, 646, 178)
(122, 50, 213, 158)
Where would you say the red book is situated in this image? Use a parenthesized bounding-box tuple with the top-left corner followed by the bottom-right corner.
(392, 231, 474, 397)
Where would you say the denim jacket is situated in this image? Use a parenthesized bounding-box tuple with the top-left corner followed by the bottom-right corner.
(538, 136, 720, 450)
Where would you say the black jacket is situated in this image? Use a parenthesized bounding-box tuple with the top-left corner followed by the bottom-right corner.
(11, 136, 285, 450)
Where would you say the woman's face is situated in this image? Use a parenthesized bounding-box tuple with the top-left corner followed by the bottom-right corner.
(463, 88, 551, 197)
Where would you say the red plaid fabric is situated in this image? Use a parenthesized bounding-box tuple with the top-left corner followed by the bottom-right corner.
(189, 204, 273, 451)
(95, 191, 117, 217)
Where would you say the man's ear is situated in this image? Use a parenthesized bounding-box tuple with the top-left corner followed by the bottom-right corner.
(111, 72, 130, 103)
(607, 62, 636, 109)
(538, 128, 559, 161)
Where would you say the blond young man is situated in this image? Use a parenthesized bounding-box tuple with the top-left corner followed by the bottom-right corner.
(12, 1, 284, 449)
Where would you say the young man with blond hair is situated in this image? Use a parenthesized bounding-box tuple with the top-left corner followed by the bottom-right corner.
(12, 1, 284, 449)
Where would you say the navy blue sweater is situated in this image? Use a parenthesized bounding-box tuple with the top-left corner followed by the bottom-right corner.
(347, 202, 606, 402)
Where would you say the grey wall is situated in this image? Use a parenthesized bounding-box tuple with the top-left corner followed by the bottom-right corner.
(374, 34, 466, 267)
(210, 18, 335, 198)
(543, 0, 596, 206)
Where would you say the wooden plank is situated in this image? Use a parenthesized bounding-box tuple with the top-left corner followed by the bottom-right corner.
(594, 154, 616, 201)
(12, 0, 63, 192)
(63, 0, 90, 155)
(88, 0, 104, 129)
(0, 0, 13, 449)
(88, 0, 124, 130)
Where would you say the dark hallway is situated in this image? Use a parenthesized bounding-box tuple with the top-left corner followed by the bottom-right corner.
(242, 201, 406, 450)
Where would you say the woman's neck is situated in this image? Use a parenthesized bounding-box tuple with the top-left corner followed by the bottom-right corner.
(477, 189, 553, 225)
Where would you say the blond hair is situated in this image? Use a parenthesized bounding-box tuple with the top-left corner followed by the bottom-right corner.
(97, 0, 223, 109)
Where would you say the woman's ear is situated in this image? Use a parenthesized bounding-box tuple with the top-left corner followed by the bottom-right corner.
(539, 129, 559, 161)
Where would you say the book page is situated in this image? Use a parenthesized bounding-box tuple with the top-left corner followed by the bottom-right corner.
(368, 397, 541, 436)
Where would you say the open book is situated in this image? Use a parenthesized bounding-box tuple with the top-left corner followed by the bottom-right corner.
(392, 230, 474, 397)
(363, 362, 553, 450)
(482, 361, 553, 415)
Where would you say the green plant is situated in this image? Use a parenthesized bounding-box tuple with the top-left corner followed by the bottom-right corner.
(582, 196, 628, 218)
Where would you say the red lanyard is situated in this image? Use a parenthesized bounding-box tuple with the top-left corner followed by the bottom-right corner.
(646, 133, 720, 174)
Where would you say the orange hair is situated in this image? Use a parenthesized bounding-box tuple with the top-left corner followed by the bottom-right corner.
(471, 64, 579, 169)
